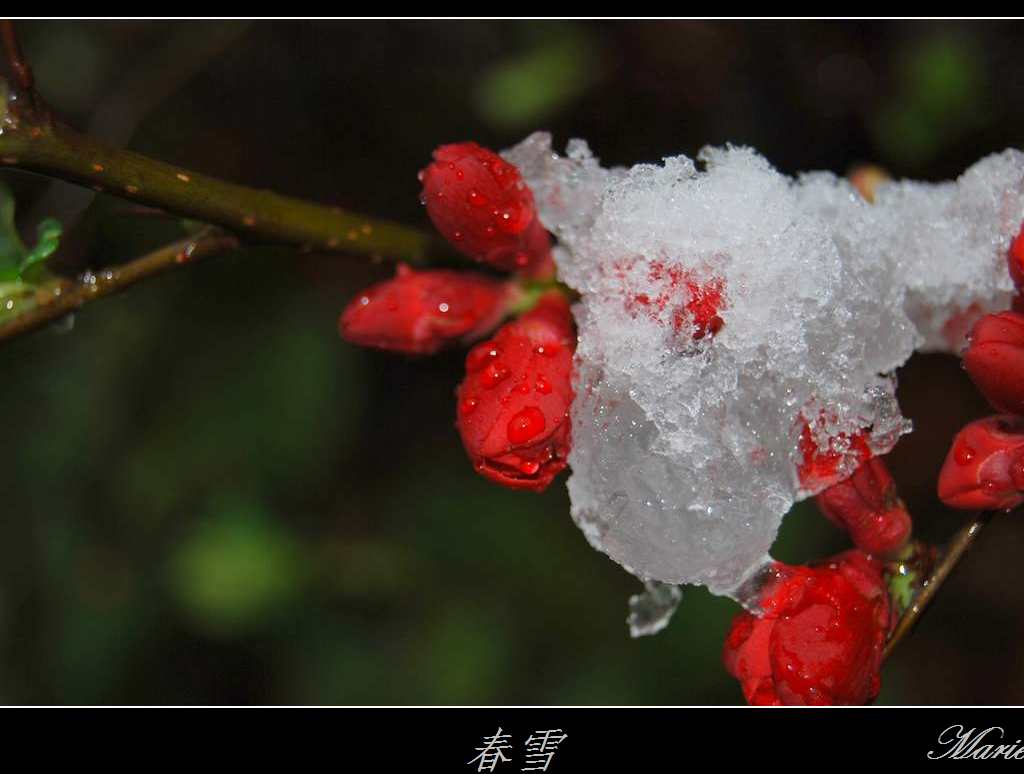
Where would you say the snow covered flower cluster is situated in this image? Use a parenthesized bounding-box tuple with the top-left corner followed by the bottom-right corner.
(338, 132, 1024, 705)
(506, 133, 1024, 596)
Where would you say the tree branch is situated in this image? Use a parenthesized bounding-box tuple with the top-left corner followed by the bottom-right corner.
(0, 21, 446, 265)
(0, 228, 239, 342)
(0, 24, 461, 346)
(0, 119, 446, 264)
(883, 509, 993, 661)
(1, 20, 34, 104)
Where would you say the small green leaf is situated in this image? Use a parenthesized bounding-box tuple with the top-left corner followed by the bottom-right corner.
(20, 217, 62, 274)
(0, 183, 63, 282)
(887, 566, 917, 616)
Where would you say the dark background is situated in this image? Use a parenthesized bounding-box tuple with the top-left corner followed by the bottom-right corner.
(0, 19, 1022, 705)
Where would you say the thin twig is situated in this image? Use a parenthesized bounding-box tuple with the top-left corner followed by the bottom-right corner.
(1, 21, 33, 98)
(883, 509, 993, 661)
(0, 229, 239, 342)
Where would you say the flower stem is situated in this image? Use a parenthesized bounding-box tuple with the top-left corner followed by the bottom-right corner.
(883, 509, 992, 661)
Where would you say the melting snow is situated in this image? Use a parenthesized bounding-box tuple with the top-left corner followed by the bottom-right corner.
(505, 133, 1024, 598)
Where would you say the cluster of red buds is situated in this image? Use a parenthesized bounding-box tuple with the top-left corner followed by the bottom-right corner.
(339, 142, 574, 492)
(340, 143, 1023, 706)
(724, 218, 1024, 706)
(939, 223, 1024, 510)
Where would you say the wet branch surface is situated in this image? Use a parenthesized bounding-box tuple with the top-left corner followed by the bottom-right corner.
(0, 120, 442, 262)
(0, 229, 240, 342)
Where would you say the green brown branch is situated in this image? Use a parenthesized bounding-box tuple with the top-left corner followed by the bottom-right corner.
(0, 119, 444, 263)
(0, 228, 239, 342)
(883, 509, 993, 661)
(0, 22, 461, 344)
(0, 19, 445, 265)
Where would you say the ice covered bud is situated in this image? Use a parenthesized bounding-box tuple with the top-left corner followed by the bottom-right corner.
(339, 263, 510, 355)
(815, 457, 912, 558)
(963, 311, 1024, 415)
(456, 292, 574, 492)
(1007, 222, 1024, 291)
(722, 550, 890, 706)
(420, 142, 552, 272)
(797, 415, 874, 494)
(938, 415, 1024, 510)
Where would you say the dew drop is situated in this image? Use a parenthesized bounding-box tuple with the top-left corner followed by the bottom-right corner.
(481, 362, 510, 389)
(507, 406, 546, 444)
(954, 440, 976, 465)
(466, 341, 499, 372)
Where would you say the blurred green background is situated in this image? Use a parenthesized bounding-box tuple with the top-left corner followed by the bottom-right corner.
(1, 20, 1023, 705)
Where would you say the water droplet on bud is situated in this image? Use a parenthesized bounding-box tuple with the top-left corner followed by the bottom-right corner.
(507, 406, 546, 444)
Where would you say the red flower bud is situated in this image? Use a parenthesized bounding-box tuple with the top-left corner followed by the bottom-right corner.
(938, 415, 1024, 510)
(420, 142, 552, 273)
(1007, 221, 1024, 291)
(815, 458, 912, 558)
(796, 415, 873, 493)
(456, 292, 574, 491)
(723, 550, 890, 706)
(339, 264, 510, 355)
(963, 311, 1024, 415)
